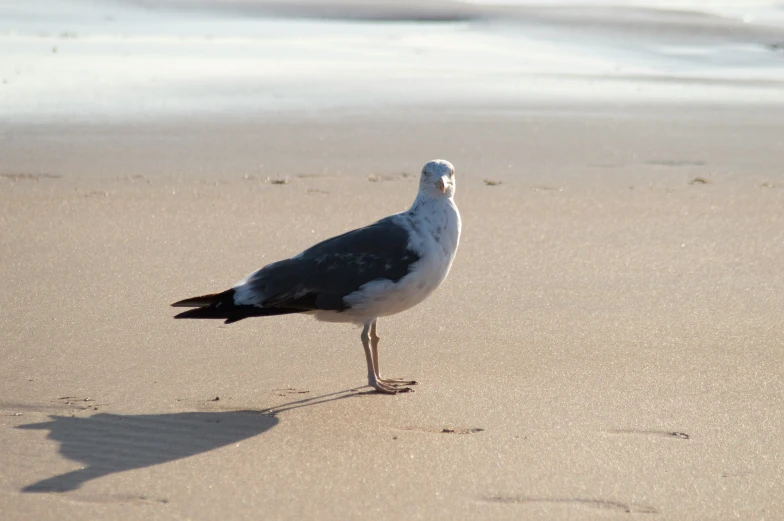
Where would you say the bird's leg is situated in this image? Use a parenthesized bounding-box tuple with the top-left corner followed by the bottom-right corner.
(369, 319, 381, 377)
(362, 322, 410, 394)
(370, 319, 417, 387)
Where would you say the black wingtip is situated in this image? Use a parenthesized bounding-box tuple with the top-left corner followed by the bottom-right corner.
(172, 288, 256, 323)
(174, 307, 228, 320)
(172, 287, 303, 323)
(171, 290, 233, 308)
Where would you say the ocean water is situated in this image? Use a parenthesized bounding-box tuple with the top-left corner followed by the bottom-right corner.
(1, 0, 783, 122)
(468, 0, 784, 25)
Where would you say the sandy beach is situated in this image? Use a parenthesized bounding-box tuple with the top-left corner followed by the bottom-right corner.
(2, 1, 784, 519)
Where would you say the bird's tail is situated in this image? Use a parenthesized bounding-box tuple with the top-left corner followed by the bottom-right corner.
(172, 289, 299, 324)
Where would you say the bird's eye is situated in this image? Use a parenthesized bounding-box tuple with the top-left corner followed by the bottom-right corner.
(450, 170, 454, 177)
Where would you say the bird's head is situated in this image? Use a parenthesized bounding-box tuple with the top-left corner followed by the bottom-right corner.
(418, 159, 455, 199)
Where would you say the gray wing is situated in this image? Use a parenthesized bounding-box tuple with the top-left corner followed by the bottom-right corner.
(234, 216, 420, 312)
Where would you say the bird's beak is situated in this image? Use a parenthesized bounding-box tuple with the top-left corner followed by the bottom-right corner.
(437, 176, 449, 193)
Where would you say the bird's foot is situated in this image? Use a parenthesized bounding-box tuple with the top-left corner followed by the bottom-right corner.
(371, 380, 414, 394)
(378, 377, 418, 386)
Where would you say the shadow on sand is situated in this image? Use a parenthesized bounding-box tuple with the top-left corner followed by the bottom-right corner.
(18, 388, 367, 493)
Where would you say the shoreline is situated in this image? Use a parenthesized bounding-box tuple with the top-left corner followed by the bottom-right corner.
(2, 1, 784, 123)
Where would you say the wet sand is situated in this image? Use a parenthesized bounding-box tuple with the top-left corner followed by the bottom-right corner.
(1, 104, 783, 519)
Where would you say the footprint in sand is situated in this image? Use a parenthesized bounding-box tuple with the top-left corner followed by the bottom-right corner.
(395, 426, 485, 435)
(481, 496, 659, 514)
(606, 429, 690, 440)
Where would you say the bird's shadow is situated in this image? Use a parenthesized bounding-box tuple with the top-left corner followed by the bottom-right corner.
(17, 388, 366, 493)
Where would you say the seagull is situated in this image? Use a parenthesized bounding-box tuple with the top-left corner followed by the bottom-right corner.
(172, 159, 461, 394)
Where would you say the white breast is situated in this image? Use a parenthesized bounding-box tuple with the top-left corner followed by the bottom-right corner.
(328, 197, 461, 324)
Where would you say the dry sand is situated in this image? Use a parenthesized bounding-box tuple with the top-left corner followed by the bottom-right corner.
(1, 103, 783, 519)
